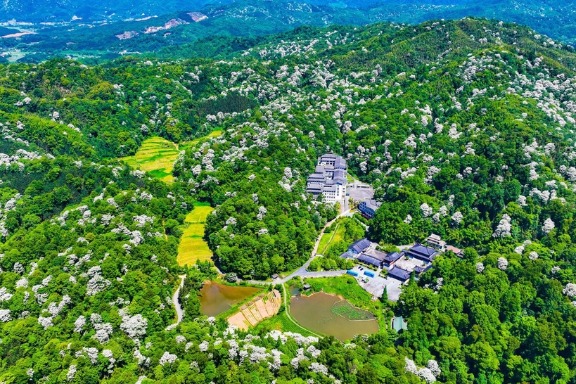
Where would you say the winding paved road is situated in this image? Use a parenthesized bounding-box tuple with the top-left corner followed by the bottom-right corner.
(274, 209, 351, 284)
(166, 274, 186, 331)
(169, 209, 353, 330)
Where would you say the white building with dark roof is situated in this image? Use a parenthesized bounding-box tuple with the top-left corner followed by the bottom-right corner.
(358, 199, 381, 219)
(306, 153, 348, 203)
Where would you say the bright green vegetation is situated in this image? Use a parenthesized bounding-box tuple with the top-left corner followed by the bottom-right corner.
(309, 217, 365, 271)
(0, 17, 576, 383)
(254, 307, 318, 337)
(121, 136, 179, 183)
(121, 133, 224, 184)
(316, 232, 332, 255)
(179, 130, 223, 152)
(177, 204, 214, 266)
(331, 300, 374, 321)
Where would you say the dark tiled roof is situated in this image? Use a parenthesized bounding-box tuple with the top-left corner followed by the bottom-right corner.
(358, 254, 382, 267)
(406, 244, 438, 261)
(320, 153, 338, 160)
(349, 238, 371, 253)
(340, 251, 355, 259)
(415, 264, 432, 274)
(363, 248, 388, 261)
(364, 200, 381, 211)
(388, 267, 411, 281)
(384, 252, 402, 263)
(333, 169, 346, 180)
(334, 157, 347, 169)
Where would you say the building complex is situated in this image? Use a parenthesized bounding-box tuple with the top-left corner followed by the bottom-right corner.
(342, 234, 464, 283)
(306, 154, 348, 204)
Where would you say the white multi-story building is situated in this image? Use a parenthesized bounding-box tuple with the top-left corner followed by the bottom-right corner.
(306, 154, 347, 203)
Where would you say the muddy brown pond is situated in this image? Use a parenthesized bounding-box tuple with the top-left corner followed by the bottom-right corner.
(199, 281, 260, 316)
(290, 292, 379, 341)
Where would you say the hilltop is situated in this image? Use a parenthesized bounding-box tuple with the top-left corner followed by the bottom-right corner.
(0, 19, 575, 382)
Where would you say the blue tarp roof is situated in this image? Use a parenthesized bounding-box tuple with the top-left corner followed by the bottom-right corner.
(392, 316, 408, 331)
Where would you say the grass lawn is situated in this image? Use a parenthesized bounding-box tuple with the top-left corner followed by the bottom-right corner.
(121, 136, 179, 183)
(318, 221, 346, 255)
(317, 233, 332, 255)
(254, 309, 317, 337)
(177, 205, 214, 266)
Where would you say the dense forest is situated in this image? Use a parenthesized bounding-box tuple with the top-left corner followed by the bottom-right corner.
(0, 18, 576, 382)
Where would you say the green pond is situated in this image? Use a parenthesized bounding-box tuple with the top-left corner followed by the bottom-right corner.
(199, 281, 260, 316)
(290, 292, 379, 341)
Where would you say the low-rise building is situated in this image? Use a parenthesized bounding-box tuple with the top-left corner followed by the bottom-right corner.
(348, 238, 372, 254)
(391, 316, 408, 332)
(446, 245, 464, 257)
(382, 251, 402, 267)
(387, 266, 412, 282)
(356, 247, 388, 268)
(426, 233, 446, 250)
(358, 199, 381, 219)
(405, 244, 439, 263)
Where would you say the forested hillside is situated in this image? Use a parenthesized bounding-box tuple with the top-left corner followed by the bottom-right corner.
(0, 19, 576, 382)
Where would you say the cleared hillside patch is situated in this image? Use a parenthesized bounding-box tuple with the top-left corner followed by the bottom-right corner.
(179, 130, 223, 151)
(177, 204, 214, 266)
(121, 136, 179, 183)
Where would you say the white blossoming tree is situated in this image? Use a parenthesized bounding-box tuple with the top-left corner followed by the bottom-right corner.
(542, 218, 555, 234)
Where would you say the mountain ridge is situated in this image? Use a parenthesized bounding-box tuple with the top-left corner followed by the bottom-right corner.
(1, 0, 575, 63)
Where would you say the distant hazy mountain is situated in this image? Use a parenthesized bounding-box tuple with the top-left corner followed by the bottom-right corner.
(0, 0, 219, 22)
(1, 0, 575, 63)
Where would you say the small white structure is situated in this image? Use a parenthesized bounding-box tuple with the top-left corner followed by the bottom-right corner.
(426, 234, 446, 250)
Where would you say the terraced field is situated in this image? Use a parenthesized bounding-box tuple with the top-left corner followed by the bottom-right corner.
(121, 137, 179, 183)
(177, 204, 214, 266)
(122, 131, 223, 183)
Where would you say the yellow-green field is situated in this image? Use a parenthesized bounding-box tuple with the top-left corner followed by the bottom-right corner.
(121, 137, 179, 183)
(177, 205, 214, 266)
(121, 131, 222, 184)
(179, 130, 223, 151)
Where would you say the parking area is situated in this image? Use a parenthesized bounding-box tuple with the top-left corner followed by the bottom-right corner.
(348, 265, 405, 301)
(348, 181, 374, 203)
(381, 278, 403, 301)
